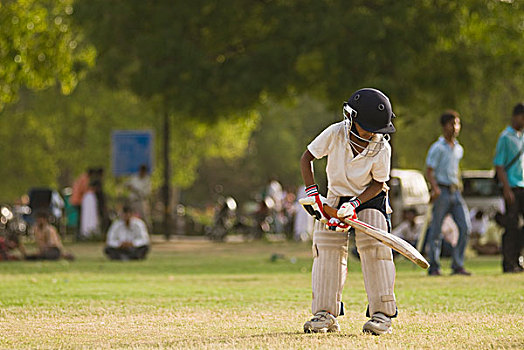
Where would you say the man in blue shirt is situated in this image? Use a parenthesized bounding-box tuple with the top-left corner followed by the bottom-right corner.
(494, 103, 524, 273)
(425, 110, 471, 276)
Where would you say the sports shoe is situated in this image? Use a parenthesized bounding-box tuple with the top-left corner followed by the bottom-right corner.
(303, 311, 340, 333)
(451, 267, 472, 276)
(362, 312, 392, 335)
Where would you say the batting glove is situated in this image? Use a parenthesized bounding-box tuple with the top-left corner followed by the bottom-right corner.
(299, 184, 330, 223)
(327, 217, 350, 232)
(337, 198, 361, 219)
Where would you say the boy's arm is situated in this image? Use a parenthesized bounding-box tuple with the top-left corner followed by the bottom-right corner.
(338, 180, 384, 218)
(357, 180, 384, 204)
(300, 150, 316, 186)
(299, 149, 332, 221)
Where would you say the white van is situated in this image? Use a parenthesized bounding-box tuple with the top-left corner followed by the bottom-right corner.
(461, 170, 504, 216)
(388, 169, 430, 226)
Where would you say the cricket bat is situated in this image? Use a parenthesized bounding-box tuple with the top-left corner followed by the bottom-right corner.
(299, 197, 429, 269)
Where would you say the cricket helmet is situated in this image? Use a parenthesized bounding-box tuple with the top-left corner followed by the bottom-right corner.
(344, 88, 396, 134)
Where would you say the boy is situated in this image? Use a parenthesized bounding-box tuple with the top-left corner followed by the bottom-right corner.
(300, 88, 397, 335)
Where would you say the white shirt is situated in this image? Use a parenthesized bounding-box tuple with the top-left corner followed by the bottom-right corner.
(126, 175, 151, 201)
(392, 221, 422, 242)
(51, 191, 64, 219)
(106, 217, 150, 248)
(307, 122, 391, 197)
(80, 191, 99, 238)
(469, 209, 488, 236)
(266, 180, 284, 211)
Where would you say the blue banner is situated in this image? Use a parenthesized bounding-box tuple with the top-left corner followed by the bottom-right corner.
(111, 130, 154, 176)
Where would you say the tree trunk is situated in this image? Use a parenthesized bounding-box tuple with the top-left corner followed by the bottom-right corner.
(163, 104, 172, 240)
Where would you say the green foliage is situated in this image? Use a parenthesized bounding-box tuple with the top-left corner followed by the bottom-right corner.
(157, 112, 259, 189)
(75, 0, 523, 171)
(2, 0, 524, 202)
(0, 80, 258, 202)
(0, 82, 156, 201)
(0, 0, 95, 111)
(184, 96, 333, 204)
(0, 110, 57, 196)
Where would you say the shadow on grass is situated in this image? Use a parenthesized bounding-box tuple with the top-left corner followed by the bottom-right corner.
(236, 331, 359, 339)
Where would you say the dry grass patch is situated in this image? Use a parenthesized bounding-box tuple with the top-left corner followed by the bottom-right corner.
(0, 239, 522, 349)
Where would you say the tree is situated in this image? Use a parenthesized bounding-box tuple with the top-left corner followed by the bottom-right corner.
(74, 0, 524, 216)
(0, 80, 258, 204)
(183, 96, 333, 205)
(0, 0, 94, 111)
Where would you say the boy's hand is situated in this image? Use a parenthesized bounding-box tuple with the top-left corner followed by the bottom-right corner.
(299, 185, 330, 223)
(337, 199, 361, 219)
(327, 217, 350, 232)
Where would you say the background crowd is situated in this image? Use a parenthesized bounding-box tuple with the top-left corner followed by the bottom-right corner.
(1, 99, 523, 275)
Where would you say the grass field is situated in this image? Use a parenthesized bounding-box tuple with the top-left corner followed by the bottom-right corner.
(0, 237, 522, 349)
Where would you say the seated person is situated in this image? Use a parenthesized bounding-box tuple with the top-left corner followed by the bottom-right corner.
(438, 214, 458, 257)
(469, 209, 488, 240)
(104, 205, 150, 261)
(26, 211, 74, 261)
(419, 213, 458, 258)
(0, 233, 26, 261)
(392, 208, 422, 247)
(471, 211, 502, 255)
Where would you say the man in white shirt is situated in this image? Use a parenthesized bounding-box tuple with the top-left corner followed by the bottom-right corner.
(126, 165, 152, 226)
(104, 205, 150, 261)
(392, 208, 422, 247)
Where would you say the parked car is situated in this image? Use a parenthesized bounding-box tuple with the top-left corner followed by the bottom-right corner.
(461, 170, 504, 216)
(388, 169, 430, 227)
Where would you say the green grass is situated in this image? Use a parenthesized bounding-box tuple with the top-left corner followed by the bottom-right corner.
(0, 238, 522, 349)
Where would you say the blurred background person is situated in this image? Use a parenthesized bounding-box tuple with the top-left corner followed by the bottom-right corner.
(80, 180, 101, 239)
(293, 185, 313, 241)
(0, 232, 26, 261)
(25, 211, 74, 261)
(392, 208, 422, 247)
(71, 169, 95, 225)
(265, 178, 284, 233)
(493, 102, 524, 273)
(126, 164, 152, 228)
(104, 205, 150, 261)
(469, 209, 488, 241)
(470, 210, 502, 256)
(425, 110, 471, 276)
(93, 167, 109, 233)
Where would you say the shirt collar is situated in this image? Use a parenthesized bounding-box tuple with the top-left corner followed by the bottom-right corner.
(438, 135, 458, 145)
(506, 125, 523, 137)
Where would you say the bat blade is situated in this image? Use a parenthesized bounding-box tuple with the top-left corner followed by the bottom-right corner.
(323, 204, 429, 269)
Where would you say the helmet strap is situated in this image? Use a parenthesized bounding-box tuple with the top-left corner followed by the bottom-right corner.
(350, 122, 360, 137)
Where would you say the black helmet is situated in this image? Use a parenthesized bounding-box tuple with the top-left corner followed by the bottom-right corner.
(345, 88, 396, 134)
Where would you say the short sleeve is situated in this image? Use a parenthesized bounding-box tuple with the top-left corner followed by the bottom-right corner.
(307, 124, 338, 159)
(425, 142, 441, 169)
(106, 221, 120, 248)
(371, 144, 391, 182)
(493, 134, 507, 167)
(132, 219, 150, 247)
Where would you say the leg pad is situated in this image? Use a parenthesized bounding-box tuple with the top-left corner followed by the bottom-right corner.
(355, 209, 397, 317)
(311, 230, 348, 317)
